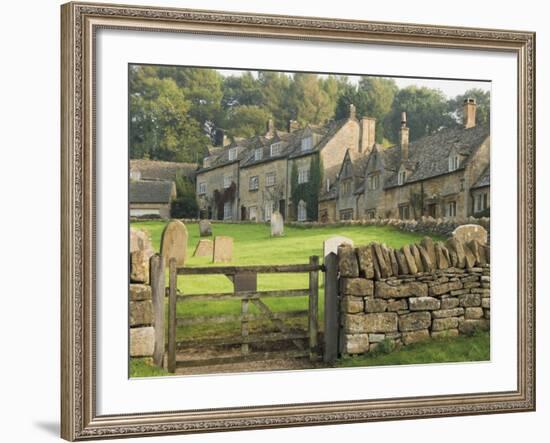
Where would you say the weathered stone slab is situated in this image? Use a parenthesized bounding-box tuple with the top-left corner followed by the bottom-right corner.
(372, 243, 391, 278)
(402, 329, 430, 345)
(402, 245, 418, 274)
(453, 224, 488, 245)
(387, 299, 408, 312)
(435, 242, 450, 269)
(270, 211, 284, 237)
(400, 282, 429, 298)
(417, 244, 435, 272)
(386, 247, 399, 276)
(432, 308, 464, 318)
(356, 245, 374, 279)
(130, 300, 153, 326)
(130, 228, 155, 258)
(445, 238, 466, 268)
(342, 296, 364, 314)
(395, 250, 409, 275)
(213, 236, 233, 263)
(130, 326, 155, 357)
(410, 244, 424, 272)
(130, 284, 152, 301)
(130, 250, 149, 284)
(324, 236, 353, 258)
(365, 298, 387, 313)
(342, 334, 369, 354)
(409, 296, 440, 311)
(428, 280, 462, 296)
(465, 307, 484, 319)
(160, 220, 188, 267)
(432, 317, 459, 331)
(481, 297, 491, 309)
(338, 244, 359, 277)
(199, 219, 212, 237)
(441, 297, 460, 309)
(345, 313, 397, 333)
(368, 333, 386, 343)
(341, 278, 373, 296)
(399, 312, 431, 332)
(459, 293, 481, 307)
(420, 237, 436, 265)
(432, 329, 459, 339)
(459, 319, 490, 335)
(193, 239, 213, 257)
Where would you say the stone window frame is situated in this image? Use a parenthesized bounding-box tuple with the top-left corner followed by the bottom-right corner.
(297, 200, 307, 222)
(298, 166, 310, 184)
(223, 174, 233, 189)
(367, 172, 380, 190)
(445, 200, 457, 218)
(448, 154, 460, 172)
(366, 209, 376, 219)
(270, 142, 283, 157)
(223, 201, 232, 220)
(301, 136, 313, 152)
(198, 182, 207, 195)
(265, 171, 276, 187)
(249, 175, 259, 191)
(340, 178, 352, 198)
(398, 203, 410, 220)
(254, 148, 263, 161)
(397, 169, 407, 186)
(228, 147, 238, 161)
(339, 208, 353, 220)
(475, 191, 489, 212)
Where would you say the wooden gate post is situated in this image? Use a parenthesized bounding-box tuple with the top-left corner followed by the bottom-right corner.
(323, 252, 339, 363)
(167, 258, 177, 373)
(308, 256, 319, 361)
(150, 254, 165, 367)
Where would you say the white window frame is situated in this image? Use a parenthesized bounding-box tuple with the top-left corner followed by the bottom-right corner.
(448, 155, 460, 172)
(254, 148, 263, 161)
(264, 200, 274, 221)
(249, 175, 259, 191)
(203, 156, 211, 168)
(367, 173, 379, 190)
(223, 201, 232, 220)
(398, 170, 407, 185)
(297, 200, 307, 222)
(223, 175, 233, 189)
(298, 167, 310, 184)
(270, 142, 283, 157)
(446, 201, 457, 218)
(228, 147, 237, 161)
(266, 172, 276, 187)
(301, 136, 313, 152)
(198, 182, 207, 195)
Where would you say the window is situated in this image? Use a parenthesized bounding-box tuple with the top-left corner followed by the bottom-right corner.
(254, 148, 263, 161)
(223, 201, 232, 220)
(340, 180, 352, 198)
(270, 142, 283, 156)
(264, 200, 274, 221)
(366, 209, 376, 220)
(301, 136, 313, 152)
(249, 176, 259, 191)
(198, 182, 207, 195)
(399, 204, 410, 220)
(446, 201, 457, 218)
(483, 192, 488, 210)
(367, 173, 379, 190)
(298, 167, 310, 184)
(203, 156, 211, 168)
(448, 155, 460, 172)
(223, 175, 232, 189)
(340, 209, 353, 220)
(228, 147, 237, 161)
(249, 206, 258, 221)
(266, 172, 276, 187)
(398, 170, 407, 185)
(297, 200, 307, 222)
(475, 192, 489, 212)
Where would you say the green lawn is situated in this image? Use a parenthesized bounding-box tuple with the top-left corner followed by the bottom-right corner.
(337, 331, 490, 368)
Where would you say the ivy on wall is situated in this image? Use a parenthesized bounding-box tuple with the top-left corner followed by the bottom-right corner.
(290, 154, 323, 221)
(213, 182, 237, 219)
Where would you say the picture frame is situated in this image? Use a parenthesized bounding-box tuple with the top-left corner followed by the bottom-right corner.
(61, 1, 536, 440)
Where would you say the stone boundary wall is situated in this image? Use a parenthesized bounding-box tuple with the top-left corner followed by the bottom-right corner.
(130, 216, 490, 239)
(337, 236, 490, 355)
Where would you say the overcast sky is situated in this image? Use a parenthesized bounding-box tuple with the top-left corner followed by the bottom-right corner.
(215, 68, 490, 100)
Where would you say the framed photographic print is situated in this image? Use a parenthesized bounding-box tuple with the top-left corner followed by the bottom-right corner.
(61, 1, 536, 440)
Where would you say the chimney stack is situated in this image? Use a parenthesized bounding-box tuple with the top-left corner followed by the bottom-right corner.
(288, 120, 300, 133)
(463, 98, 477, 128)
(349, 103, 357, 120)
(360, 117, 376, 153)
(266, 118, 275, 137)
(400, 112, 409, 162)
(214, 128, 228, 147)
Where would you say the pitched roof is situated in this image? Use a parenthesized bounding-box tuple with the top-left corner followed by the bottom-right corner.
(472, 165, 490, 189)
(382, 125, 490, 188)
(130, 159, 196, 181)
(130, 180, 174, 204)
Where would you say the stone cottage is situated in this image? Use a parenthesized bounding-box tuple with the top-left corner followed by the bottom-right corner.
(129, 180, 177, 219)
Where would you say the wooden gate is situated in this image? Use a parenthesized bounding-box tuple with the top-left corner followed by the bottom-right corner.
(166, 256, 322, 373)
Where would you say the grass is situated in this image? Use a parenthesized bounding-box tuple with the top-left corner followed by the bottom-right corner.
(130, 358, 171, 377)
(337, 331, 490, 368)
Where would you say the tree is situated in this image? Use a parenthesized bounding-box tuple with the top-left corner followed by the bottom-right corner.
(291, 73, 333, 125)
(386, 86, 454, 143)
(129, 69, 209, 162)
(224, 105, 273, 139)
(448, 88, 491, 127)
(222, 72, 263, 109)
(258, 71, 294, 130)
(171, 175, 199, 218)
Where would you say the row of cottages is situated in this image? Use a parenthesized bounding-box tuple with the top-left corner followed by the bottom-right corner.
(320, 99, 491, 221)
(195, 104, 376, 222)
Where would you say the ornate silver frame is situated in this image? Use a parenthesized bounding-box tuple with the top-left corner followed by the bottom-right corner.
(61, 2, 536, 440)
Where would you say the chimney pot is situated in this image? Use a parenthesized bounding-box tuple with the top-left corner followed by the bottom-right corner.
(349, 103, 357, 120)
(400, 111, 409, 162)
(463, 97, 477, 128)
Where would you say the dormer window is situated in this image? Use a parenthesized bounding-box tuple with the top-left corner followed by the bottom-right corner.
(254, 148, 263, 161)
(203, 156, 211, 168)
(270, 142, 283, 156)
(228, 147, 237, 161)
(448, 154, 460, 172)
(398, 170, 407, 186)
(367, 173, 379, 190)
(301, 136, 313, 152)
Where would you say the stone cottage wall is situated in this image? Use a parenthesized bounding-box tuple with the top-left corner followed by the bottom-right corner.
(337, 236, 490, 354)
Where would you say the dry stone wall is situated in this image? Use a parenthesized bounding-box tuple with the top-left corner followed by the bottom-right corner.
(337, 234, 490, 355)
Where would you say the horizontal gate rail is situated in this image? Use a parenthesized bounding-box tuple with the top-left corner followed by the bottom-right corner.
(176, 310, 308, 326)
(177, 263, 323, 275)
(176, 288, 309, 302)
(175, 350, 309, 369)
(176, 332, 309, 349)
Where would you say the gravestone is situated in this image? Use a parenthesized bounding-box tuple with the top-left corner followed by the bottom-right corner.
(160, 219, 188, 267)
(193, 239, 213, 257)
(270, 211, 284, 237)
(452, 224, 488, 245)
(323, 236, 354, 258)
(213, 236, 233, 263)
(130, 227, 154, 259)
(199, 219, 212, 237)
